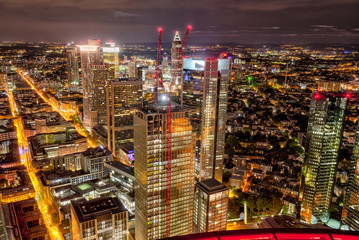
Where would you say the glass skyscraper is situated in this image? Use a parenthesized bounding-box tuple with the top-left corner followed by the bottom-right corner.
(134, 103, 195, 240)
(300, 92, 347, 224)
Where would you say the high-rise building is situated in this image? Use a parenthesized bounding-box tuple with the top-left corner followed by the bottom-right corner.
(102, 43, 120, 80)
(170, 31, 183, 104)
(300, 91, 347, 224)
(128, 61, 138, 78)
(341, 97, 359, 231)
(71, 197, 128, 240)
(66, 47, 80, 91)
(134, 103, 195, 240)
(78, 40, 101, 129)
(193, 179, 228, 233)
(90, 65, 107, 126)
(200, 58, 230, 183)
(106, 78, 142, 157)
(0, 73, 8, 92)
(182, 58, 230, 182)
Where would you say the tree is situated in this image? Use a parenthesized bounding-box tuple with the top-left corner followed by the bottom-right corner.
(0, 178, 7, 188)
(246, 195, 257, 215)
(256, 196, 270, 214)
(270, 198, 283, 214)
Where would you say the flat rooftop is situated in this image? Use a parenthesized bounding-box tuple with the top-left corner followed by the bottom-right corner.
(104, 161, 134, 177)
(197, 178, 228, 193)
(71, 197, 127, 223)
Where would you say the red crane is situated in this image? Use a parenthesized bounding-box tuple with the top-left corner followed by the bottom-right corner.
(182, 25, 192, 49)
(154, 27, 162, 103)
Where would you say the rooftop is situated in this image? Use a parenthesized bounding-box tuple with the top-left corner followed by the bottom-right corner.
(197, 178, 228, 193)
(71, 197, 127, 223)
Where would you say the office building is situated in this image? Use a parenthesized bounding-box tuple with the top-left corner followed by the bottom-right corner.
(200, 58, 230, 183)
(341, 100, 359, 230)
(78, 40, 101, 129)
(102, 43, 120, 80)
(134, 103, 195, 240)
(128, 61, 138, 78)
(182, 57, 230, 182)
(90, 65, 107, 126)
(193, 179, 228, 233)
(300, 91, 347, 224)
(66, 47, 80, 91)
(71, 197, 128, 240)
(0, 73, 8, 92)
(106, 78, 142, 157)
(170, 31, 183, 104)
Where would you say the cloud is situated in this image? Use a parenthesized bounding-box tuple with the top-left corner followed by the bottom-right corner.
(109, 10, 138, 17)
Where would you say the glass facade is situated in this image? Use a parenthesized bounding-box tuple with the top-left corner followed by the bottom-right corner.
(300, 93, 347, 224)
(134, 105, 195, 240)
(200, 59, 230, 183)
(341, 122, 359, 230)
(106, 79, 142, 157)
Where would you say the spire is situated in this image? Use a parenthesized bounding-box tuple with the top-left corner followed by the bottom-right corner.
(173, 31, 181, 42)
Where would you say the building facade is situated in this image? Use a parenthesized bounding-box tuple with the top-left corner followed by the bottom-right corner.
(193, 179, 228, 233)
(106, 78, 142, 157)
(341, 116, 359, 230)
(71, 197, 128, 240)
(134, 103, 195, 240)
(300, 92, 347, 224)
(66, 47, 80, 91)
(78, 40, 101, 130)
(170, 32, 183, 105)
(102, 43, 120, 80)
(199, 58, 230, 183)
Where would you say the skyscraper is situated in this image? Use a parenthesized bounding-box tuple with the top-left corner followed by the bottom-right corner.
(88, 65, 107, 127)
(106, 78, 142, 157)
(193, 179, 229, 233)
(134, 103, 195, 240)
(170, 31, 183, 105)
(199, 58, 230, 183)
(78, 40, 101, 129)
(66, 47, 80, 91)
(300, 91, 347, 224)
(102, 43, 120, 80)
(341, 96, 359, 231)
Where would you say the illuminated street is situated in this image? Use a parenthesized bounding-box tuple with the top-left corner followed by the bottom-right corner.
(15, 68, 99, 148)
(5, 88, 64, 240)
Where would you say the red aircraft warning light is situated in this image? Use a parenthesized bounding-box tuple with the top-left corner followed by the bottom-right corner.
(344, 93, 352, 99)
(314, 93, 322, 100)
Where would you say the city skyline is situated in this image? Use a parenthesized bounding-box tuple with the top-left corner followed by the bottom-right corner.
(0, 0, 358, 44)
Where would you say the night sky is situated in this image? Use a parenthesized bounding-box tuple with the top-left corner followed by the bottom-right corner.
(1, 0, 358, 44)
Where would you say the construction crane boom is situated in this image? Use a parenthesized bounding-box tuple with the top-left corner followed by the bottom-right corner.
(154, 28, 162, 103)
(182, 25, 192, 49)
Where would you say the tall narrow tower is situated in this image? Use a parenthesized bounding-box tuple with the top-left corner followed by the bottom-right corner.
(78, 39, 101, 129)
(199, 58, 230, 183)
(134, 103, 195, 240)
(300, 91, 347, 224)
(170, 31, 183, 105)
(341, 94, 359, 231)
(66, 47, 80, 91)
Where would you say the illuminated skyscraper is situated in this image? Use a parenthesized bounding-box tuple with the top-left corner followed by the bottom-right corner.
(106, 78, 143, 157)
(193, 179, 228, 233)
(78, 40, 101, 129)
(102, 43, 120, 80)
(90, 65, 107, 126)
(0, 73, 8, 92)
(128, 61, 138, 78)
(134, 103, 195, 240)
(300, 91, 347, 224)
(200, 58, 230, 183)
(66, 47, 80, 91)
(341, 96, 359, 231)
(170, 31, 183, 104)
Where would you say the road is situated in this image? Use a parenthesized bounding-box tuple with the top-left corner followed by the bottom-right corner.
(227, 221, 259, 230)
(6, 88, 64, 240)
